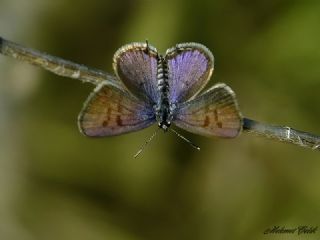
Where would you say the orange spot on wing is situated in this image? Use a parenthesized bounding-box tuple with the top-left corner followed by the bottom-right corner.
(203, 116, 210, 127)
(116, 115, 123, 126)
(214, 109, 219, 121)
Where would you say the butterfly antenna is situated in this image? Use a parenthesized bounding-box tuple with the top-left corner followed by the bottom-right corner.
(169, 128, 200, 151)
(134, 128, 160, 158)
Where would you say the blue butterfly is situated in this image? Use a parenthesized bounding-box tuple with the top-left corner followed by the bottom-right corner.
(78, 42, 242, 142)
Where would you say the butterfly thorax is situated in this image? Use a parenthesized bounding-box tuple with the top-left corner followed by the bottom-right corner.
(156, 55, 172, 131)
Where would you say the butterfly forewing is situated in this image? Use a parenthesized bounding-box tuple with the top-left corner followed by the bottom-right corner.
(113, 42, 159, 104)
(78, 82, 156, 137)
(173, 83, 242, 138)
(165, 43, 214, 103)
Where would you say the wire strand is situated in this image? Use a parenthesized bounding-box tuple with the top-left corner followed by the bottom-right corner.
(243, 117, 320, 151)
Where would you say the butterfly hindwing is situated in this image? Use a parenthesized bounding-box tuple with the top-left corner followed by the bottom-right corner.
(113, 42, 159, 104)
(173, 83, 242, 138)
(78, 82, 156, 137)
(165, 43, 214, 103)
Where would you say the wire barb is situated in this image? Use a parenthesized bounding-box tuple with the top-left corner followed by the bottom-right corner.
(170, 128, 200, 151)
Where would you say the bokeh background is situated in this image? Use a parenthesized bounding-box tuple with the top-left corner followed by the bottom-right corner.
(1, 0, 320, 239)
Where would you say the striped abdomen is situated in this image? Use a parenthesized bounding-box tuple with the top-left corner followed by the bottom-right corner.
(156, 55, 171, 129)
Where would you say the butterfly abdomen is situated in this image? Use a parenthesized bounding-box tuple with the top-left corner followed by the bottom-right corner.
(156, 55, 172, 129)
(157, 55, 169, 97)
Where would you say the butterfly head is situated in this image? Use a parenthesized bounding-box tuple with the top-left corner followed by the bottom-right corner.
(158, 121, 171, 132)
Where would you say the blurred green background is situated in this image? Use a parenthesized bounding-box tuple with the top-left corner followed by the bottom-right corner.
(1, 0, 320, 239)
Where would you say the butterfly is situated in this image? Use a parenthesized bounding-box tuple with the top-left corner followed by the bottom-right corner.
(77, 41, 243, 154)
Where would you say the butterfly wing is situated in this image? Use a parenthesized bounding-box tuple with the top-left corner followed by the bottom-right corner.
(173, 83, 242, 138)
(78, 82, 156, 137)
(113, 42, 159, 104)
(165, 43, 214, 103)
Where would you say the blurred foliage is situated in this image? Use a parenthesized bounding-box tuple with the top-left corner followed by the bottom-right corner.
(1, 0, 320, 239)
